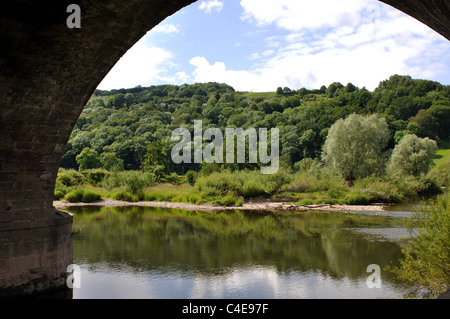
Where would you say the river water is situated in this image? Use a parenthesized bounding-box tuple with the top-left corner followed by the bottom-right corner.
(66, 205, 414, 299)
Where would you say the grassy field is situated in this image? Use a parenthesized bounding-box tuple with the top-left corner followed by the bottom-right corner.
(239, 92, 277, 100)
(434, 139, 450, 166)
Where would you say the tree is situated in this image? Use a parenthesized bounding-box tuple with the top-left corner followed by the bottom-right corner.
(326, 82, 344, 97)
(344, 82, 358, 93)
(106, 93, 126, 109)
(322, 113, 391, 183)
(387, 134, 437, 176)
(428, 104, 450, 139)
(141, 141, 168, 180)
(409, 109, 438, 140)
(76, 147, 102, 171)
(299, 129, 317, 159)
(101, 152, 124, 171)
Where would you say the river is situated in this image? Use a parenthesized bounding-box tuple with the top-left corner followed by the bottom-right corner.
(64, 205, 414, 299)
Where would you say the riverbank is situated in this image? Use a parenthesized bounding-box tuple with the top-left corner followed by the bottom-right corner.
(53, 198, 387, 212)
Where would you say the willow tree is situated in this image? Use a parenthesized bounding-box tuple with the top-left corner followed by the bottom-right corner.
(322, 113, 390, 184)
(387, 134, 437, 176)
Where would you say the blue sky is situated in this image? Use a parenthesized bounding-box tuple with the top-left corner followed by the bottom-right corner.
(97, 0, 450, 92)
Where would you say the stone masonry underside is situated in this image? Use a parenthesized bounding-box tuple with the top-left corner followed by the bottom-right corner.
(0, 0, 449, 296)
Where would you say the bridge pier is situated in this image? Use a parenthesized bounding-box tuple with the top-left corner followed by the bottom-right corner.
(0, 209, 73, 296)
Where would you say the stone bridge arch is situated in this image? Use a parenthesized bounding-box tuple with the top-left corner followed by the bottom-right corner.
(0, 0, 449, 296)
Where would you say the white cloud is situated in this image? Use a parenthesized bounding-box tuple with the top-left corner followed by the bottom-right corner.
(240, 0, 375, 31)
(152, 23, 179, 34)
(190, 56, 271, 91)
(199, 0, 224, 13)
(158, 71, 191, 85)
(97, 37, 174, 90)
(185, 0, 450, 91)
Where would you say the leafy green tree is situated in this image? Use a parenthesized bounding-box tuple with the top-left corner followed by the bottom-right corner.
(393, 130, 413, 144)
(387, 134, 437, 176)
(344, 82, 358, 93)
(428, 104, 450, 139)
(106, 93, 126, 109)
(283, 87, 293, 95)
(101, 152, 124, 171)
(141, 141, 168, 180)
(410, 109, 438, 140)
(322, 113, 391, 183)
(385, 96, 418, 121)
(326, 82, 344, 97)
(76, 147, 102, 171)
(299, 129, 317, 159)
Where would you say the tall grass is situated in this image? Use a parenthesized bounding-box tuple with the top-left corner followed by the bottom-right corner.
(54, 159, 445, 206)
(287, 171, 346, 193)
(195, 169, 291, 198)
(103, 170, 157, 194)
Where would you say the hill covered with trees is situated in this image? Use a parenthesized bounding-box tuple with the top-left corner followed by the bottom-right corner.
(62, 74, 449, 174)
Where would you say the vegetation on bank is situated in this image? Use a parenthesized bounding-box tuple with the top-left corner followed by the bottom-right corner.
(55, 74, 450, 206)
(388, 192, 450, 298)
(54, 155, 446, 206)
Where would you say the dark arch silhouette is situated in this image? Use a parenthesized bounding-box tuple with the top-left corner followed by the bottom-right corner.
(0, 0, 448, 296)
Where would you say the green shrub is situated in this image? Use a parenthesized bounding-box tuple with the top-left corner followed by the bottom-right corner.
(84, 169, 109, 186)
(109, 190, 137, 202)
(82, 189, 102, 202)
(54, 189, 65, 200)
(262, 169, 292, 195)
(65, 189, 84, 202)
(320, 198, 339, 205)
(287, 174, 313, 193)
(163, 173, 182, 185)
(388, 193, 450, 298)
(172, 193, 201, 204)
(353, 177, 405, 203)
(195, 169, 292, 199)
(57, 169, 85, 187)
(394, 175, 442, 198)
(293, 158, 320, 172)
(428, 157, 450, 188)
(212, 193, 244, 206)
(345, 193, 369, 205)
(141, 184, 197, 203)
(240, 179, 266, 198)
(64, 188, 101, 203)
(195, 171, 242, 196)
(103, 171, 157, 194)
(287, 171, 346, 193)
(297, 198, 313, 205)
(184, 170, 198, 185)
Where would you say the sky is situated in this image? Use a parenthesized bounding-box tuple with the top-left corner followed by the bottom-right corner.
(97, 0, 450, 92)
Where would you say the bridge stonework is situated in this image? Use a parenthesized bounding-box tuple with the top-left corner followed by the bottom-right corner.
(0, 0, 448, 296)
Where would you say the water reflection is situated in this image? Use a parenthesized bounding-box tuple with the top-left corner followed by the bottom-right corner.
(68, 206, 411, 299)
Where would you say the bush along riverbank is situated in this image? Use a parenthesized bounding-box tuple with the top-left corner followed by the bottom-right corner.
(53, 163, 445, 208)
